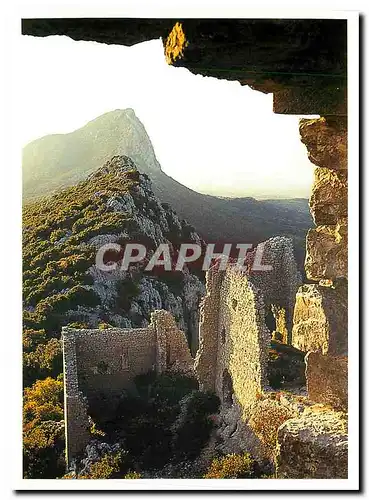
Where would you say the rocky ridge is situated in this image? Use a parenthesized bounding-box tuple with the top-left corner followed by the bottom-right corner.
(23, 155, 205, 354)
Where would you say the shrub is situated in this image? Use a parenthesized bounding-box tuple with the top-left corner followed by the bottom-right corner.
(124, 471, 141, 479)
(98, 322, 113, 330)
(79, 451, 124, 479)
(23, 420, 65, 479)
(23, 376, 64, 425)
(23, 329, 47, 352)
(23, 338, 63, 386)
(248, 399, 297, 456)
(148, 372, 199, 405)
(116, 279, 140, 311)
(204, 453, 256, 479)
(89, 372, 209, 472)
(67, 322, 89, 329)
(171, 391, 220, 462)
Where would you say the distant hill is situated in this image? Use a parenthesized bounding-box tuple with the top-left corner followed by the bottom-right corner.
(23, 109, 312, 266)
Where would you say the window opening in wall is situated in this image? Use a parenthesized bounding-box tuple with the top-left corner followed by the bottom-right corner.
(221, 325, 226, 344)
(265, 306, 276, 333)
(121, 349, 129, 370)
(232, 298, 238, 310)
(222, 369, 234, 408)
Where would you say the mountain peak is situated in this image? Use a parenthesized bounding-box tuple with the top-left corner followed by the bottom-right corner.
(90, 155, 139, 177)
(23, 109, 162, 200)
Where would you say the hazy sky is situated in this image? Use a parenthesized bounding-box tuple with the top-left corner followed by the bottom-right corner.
(21, 35, 316, 199)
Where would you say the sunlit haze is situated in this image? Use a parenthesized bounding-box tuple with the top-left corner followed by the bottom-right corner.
(21, 35, 315, 199)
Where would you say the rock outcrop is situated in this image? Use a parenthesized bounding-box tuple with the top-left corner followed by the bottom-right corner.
(299, 117, 348, 283)
(22, 19, 347, 116)
(23, 154, 206, 353)
(292, 280, 348, 355)
(64, 156, 205, 346)
(305, 351, 348, 411)
(276, 409, 348, 479)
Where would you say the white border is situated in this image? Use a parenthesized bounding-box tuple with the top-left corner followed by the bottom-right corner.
(1, 1, 360, 494)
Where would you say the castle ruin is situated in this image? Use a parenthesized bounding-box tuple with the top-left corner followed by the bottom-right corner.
(63, 230, 348, 478)
(41, 18, 349, 479)
(62, 310, 193, 466)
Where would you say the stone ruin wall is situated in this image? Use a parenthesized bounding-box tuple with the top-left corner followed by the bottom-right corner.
(292, 117, 348, 360)
(194, 262, 273, 461)
(194, 267, 225, 392)
(195, 236, 301, 413)
(214, 268, 270, 418)
(62, 310, 193, 466)
(194, 230, 348, 477)
(247, 238, 302, 343)
(194, 237, 306, 464)
(74, 327, 157, 397)
(62, 330, 91, 466)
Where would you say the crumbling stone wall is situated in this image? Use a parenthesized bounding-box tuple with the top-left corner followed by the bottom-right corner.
(281, 115, 348, 479)
(249, 237, 302, 343)
(194, 266, 225, 392)
(291, 115, 348, 417)
(195, 231, 348, 477)
(194, 262, 273, 461)
(214, 268, 270, 417)
(62, 330, 91, 467)
(195, 237, 301, 415)
(62, 310, 193, 466)
(151, 309, 194, 376)
(301, 120, 348, 285)
(73, 327, 157, 397)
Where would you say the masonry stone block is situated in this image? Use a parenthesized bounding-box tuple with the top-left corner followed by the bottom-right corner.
(299, 117, 348, 171)
(309, 167, 347, 226)
(292, 281, 348, 356)
(305, 220, 348, 281)
(306, 351, 348, 411)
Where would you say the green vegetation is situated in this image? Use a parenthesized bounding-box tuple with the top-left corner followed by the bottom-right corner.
(23, 376, 65, 478)
(78, 451, 125, 479)
(204, 453, 258, 479)
(22, 159, 143, 478)
(23, 160, 139, 384)
(85, 372, 220, 476)
(22, 157, 208, 479)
